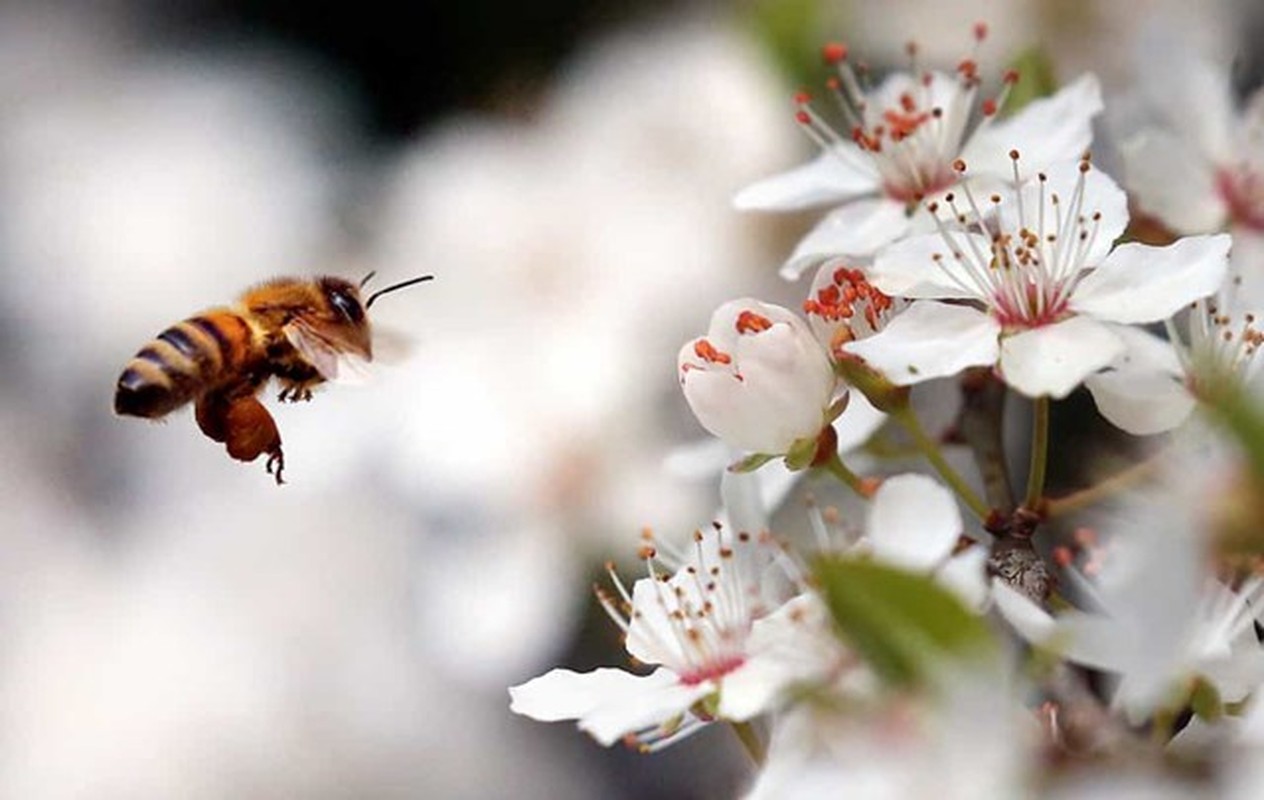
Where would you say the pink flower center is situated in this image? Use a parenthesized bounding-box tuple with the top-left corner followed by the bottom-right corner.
(678, 654, 747, 686)
(1216, 167, 1264, 231)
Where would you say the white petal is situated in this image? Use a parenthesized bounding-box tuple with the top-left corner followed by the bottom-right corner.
(937, 545, 990, 610)
(1070, 234, 1232, 323)
(718, 596, 833, 721)
(1085, 368, 1195, 435)
(833, 390, 887, 453)
(779, 198, 911, 279)
(961, 73, 1103, 178)
(580, 671, 711, 745)
(867, 474, 962, 571)
(1105, 324, 1186, 375)
(869, 232, 993, 299)
(1134, 24, 1236, 160)
(509, 667, 706, 745)
(735, 146, 879, 211)
(990, 580, 1057, 645)
(1119, 129, 1225, 234)
(998, 317, 1124, 398)
(843, 302, 1000, 385)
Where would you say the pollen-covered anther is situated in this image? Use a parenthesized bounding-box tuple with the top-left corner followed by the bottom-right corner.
(822, 41, 848, 64)
(735, 310, 774, 334)
(693, 339, 731, 365)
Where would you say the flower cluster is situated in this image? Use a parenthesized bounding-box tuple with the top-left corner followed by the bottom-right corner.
(509, 20, 1264, 800)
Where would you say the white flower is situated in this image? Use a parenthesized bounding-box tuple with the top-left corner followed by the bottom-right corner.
(746, 672, 1030, 800)
(812, 473, 989, 608)
(1085, 295, 1263, 435)
(847, 158, 1232, 398)
(678, 299, 838, 455)
(735, 27, 1103, 278)
(1114, 25, 1264, 238)
(508, 521, 844, 749)
(993, 452, 1264, 719)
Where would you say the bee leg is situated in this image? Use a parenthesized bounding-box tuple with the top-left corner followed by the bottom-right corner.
(215, 395, 286, 484)
(266, 450, 285, 484)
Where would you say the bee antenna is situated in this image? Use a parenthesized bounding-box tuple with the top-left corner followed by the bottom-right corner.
(359, 270, 378, 289)
(364, 275, 434, 309)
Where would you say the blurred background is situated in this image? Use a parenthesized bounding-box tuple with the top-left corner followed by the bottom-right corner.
(0, 0, 1258, 797)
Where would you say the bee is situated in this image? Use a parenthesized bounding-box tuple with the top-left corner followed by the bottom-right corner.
(113, 273, 432, 484)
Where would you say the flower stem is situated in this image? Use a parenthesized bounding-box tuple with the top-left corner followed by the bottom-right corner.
(1044, 451, 1163, 518)
(729, 721, 765, 766)
(820, 451, 873, 498)
(892, 408, 990, 520)
(1024, 397, 1050, 510)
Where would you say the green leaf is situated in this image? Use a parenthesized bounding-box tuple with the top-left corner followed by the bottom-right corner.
(728, 452, 777, 473)
(744, 0, 834, 89)
(1003, 47, 1058, 116)
(814, 556, 997, 688)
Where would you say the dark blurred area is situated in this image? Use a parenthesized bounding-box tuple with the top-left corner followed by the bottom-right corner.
(153, 0, 680, 138)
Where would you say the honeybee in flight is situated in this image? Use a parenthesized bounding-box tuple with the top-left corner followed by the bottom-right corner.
(113, 273, 432, 484)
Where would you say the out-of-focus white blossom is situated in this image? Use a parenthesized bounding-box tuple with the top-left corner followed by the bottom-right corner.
(993, 448, 1264, 720)
(852, 159, 1231, 398)
(746, 674, 1031, 799)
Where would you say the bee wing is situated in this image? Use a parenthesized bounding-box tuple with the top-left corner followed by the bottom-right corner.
(284, 319, 373, 385)
(370, 323, 415, 365)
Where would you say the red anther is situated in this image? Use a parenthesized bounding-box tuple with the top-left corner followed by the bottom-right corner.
(957, 59, 979, 80)
(793, 90, 812, 105)
(1009, 149, 1020, 161)
(1003, 69, 1020, 85)
(637, 546, 656, 560)
(826, 76, 841, 92)
(822, 41, 848, 64)
(694, 339, 732, 365)
(842, 286, 858, 303)
(819, 285, 841, 305)
(953, 158, 968, 172)
(982, 98, 998, 117)
(1052, 546, 1074, 567)
(833, 266, 849, 284)
(899, 92, 917, 112)
(735, 310, 774, 334)
(974, 21, 989, 41)
(795, 110, 811, 125)
(1078, 160, 1091, 173)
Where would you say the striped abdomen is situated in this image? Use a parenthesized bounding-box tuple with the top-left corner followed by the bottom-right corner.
(114, 311, 256, 418)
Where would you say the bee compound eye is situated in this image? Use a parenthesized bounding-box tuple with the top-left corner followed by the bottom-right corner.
(330, 290, 363, 323)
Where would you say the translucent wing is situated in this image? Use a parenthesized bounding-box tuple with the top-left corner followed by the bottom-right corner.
(284, 319, 373, 385)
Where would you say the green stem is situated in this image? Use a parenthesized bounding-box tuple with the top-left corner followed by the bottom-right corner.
(1024, 397, 1050, 510)
(729, 721, 766, 766)
(892, 408, 990, 520)
(1043, 451, 1163, 518)
(820, 451, 872, 498)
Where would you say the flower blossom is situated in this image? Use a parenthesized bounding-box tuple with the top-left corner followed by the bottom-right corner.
(735, 25, 1103, 279)
(810, 473, 989, 608)
(1085, 293, 1263, 435)
(508, 520, 844, 749)
(993, 452, 1264, 719)
(1114, 25, 1264, 240)
(846, 157, 1232, 398)
(678, 299, 838, 456)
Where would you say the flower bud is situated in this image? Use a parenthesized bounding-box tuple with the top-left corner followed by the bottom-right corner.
(678, 299, 838, 455)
